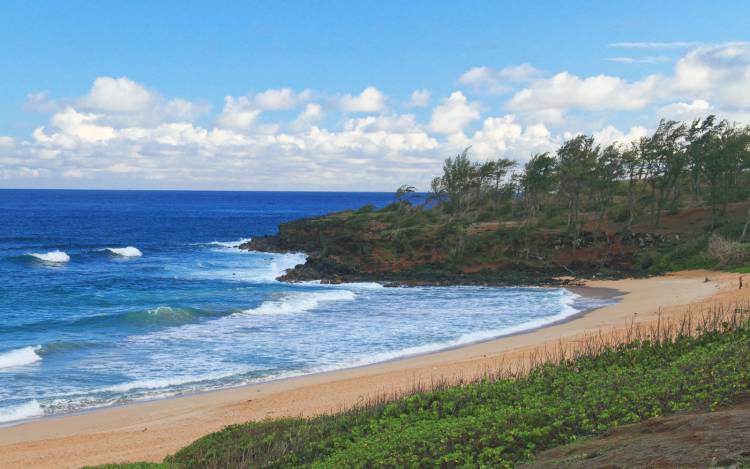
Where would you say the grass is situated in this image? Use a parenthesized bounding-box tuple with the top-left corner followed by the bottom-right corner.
(95, 301, 750, 468)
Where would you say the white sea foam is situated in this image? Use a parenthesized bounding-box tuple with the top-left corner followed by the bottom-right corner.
(229, 251, 307, 282)
(300, 280, 385, 290)
(0, 400, 43, 424)
(13, 287, 598, 420)
(100, 369, 247, 394)
(130, 289, 357, 345)
(28, 250, 70, 263)
(265, 252, 307, 279)
(207, 237, 253, 249)
(46, 290, 581, 412)
(219, 292, 580, 384)
(106, 246, 143, 257)
(0, 346, 42, 370)
(341, 290, 585, 368)
(242, 290, 356, 315)
(190, 251, 307, 283)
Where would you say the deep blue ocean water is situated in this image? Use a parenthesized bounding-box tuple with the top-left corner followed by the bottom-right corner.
(0, 190, 606, 424)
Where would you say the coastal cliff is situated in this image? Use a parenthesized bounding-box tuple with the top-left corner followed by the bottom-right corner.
(242, 118, 750, 286)
(239, 201, 749, 286)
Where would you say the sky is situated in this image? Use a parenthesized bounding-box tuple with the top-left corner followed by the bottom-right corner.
(1, 0, 749, 191)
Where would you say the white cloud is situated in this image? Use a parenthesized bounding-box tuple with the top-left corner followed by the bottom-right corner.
(592, 125, 649, 146)
(14, 167, 40, 178)
(504, 42, 750, 124)
(458, 64, 542, 94)
(292, 103, 324, 130)
(8, 43, 750, 190)
(79, 77, 156, 113)
(340, 86, 386, 113)
(24, 91, 59, 113)
(609, 41, 698, 49)
(163, 98, 203, 121)
(429, 91, 480, 135)
(63, 169, 84, 178)
(672, 42, 750, 107)
(507, 72, 662, 113)
(217, 96, 261, 129)
(468, 115, 556, 163)
(408, 89, 431, 108)
(657, 99, 712, 121)
(28, 76, 207, 128)
(35, 107, 117, 145)
(252, 88, 312, 110)
(606, 56, 670, 64)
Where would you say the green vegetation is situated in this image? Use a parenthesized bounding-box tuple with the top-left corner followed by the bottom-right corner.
(247, 115, 750, 283)
(98, 305, 750, 468)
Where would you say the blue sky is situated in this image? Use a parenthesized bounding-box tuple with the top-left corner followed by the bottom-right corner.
(1, 1, 749, 190)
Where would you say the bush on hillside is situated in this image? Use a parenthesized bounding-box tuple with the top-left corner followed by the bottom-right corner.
(707, 234, 746, 266)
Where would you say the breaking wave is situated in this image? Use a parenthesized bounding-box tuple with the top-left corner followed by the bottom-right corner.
(242, 290, 356, 315)
(121, 306, 209, 326)
(207, 237, 252, 249)
(96, 367, 259, 395)
(0, 346, 42, 370)
(105, 246, 143, 257)
(342, 290, 584, 367)
(27, 251, 70, 263)
(0, 400, 43, 424)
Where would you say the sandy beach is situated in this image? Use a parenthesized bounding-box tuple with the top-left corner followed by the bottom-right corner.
(1, 270, 747, 469)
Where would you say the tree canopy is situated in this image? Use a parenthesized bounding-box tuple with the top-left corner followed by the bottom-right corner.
(417, 115, 750, 238)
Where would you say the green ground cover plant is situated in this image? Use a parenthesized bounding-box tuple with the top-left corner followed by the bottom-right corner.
(97, 302, 750, 468)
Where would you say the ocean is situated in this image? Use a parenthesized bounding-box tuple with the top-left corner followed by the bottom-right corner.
(0, 190, 608, 424)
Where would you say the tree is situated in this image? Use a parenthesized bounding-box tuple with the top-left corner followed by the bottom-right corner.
(395, 185, 416, 203)
(557, 135, 599, 247)
(419, 116, 749, 243)
(433, 147, 476, 216)
(591, 144, 624, 223)
(685, 115, 718, 201)
(478, 158, 517, 211)
(641, 119, 687, 228)
(695, 120, 750, 224)
(521, 152, 557, 221)
(621, 141, 645, 230)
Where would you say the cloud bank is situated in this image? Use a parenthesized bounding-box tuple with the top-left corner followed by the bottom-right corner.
(3, 43, 750, 190)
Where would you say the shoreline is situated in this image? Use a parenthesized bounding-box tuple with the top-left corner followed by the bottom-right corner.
(0, 284, 617, 430)
(0, 271, 744, 468)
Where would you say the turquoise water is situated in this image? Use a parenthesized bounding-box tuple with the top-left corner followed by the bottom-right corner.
(0, 190, 606, 424)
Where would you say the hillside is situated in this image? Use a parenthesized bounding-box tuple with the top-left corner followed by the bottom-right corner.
(243, 200, 750, 285)
(244, 116, 750, 285)
(522, 401, 750, 468)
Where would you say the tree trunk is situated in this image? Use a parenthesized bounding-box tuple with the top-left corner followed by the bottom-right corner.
(741, 207, 750, 241)
(571, 195, 579, 256)
(650, 182, 657, 228)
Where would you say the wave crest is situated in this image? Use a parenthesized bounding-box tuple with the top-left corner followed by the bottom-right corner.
(106, 246, 142, 257)
(207, 237, 252, 249)
(28, 251, 70, 263)
(242, 290, 356, 316)
(0, 346, 42, 370)
(131, 306, 202, 325)
(0, 400, 43, 424)
(100, 369, 249, 394)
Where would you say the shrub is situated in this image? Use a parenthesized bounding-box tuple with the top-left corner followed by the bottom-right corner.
(355, 204, 375, 214)
(706, 234, 745, 266)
